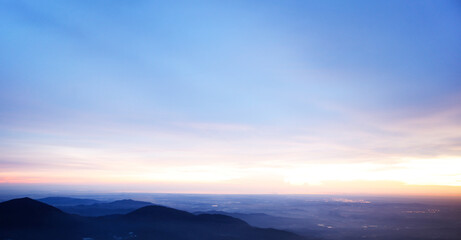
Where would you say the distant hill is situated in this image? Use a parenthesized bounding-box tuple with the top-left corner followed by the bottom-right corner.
(0, 197, 311, 240)
(38, 197, 103, 206)
(37, 197, 154, 216)
(59, 199, 154, 216)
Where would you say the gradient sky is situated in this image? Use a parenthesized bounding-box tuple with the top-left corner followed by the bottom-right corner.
(1, 0, 460, 195)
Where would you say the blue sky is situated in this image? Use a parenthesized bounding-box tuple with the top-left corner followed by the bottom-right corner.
(0, 0, 460, 194)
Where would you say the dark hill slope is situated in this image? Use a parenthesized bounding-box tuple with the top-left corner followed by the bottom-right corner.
(0, 198, 85, 240)
(0, 197, 69, 228)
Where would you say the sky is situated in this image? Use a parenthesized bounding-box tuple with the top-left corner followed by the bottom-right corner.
(0, 0, 460, 196)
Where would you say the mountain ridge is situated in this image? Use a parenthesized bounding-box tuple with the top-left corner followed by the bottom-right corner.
(39, 197, 155, 216)
(0, 197, 312, 240)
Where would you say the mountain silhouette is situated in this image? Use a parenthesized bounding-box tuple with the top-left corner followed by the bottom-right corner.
(125, 204, 195, 220)
(0, 198, 312, 240)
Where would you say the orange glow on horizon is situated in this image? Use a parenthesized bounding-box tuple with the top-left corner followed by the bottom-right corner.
(1, 176, 460, 197)
(1, 156, 460, 197)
